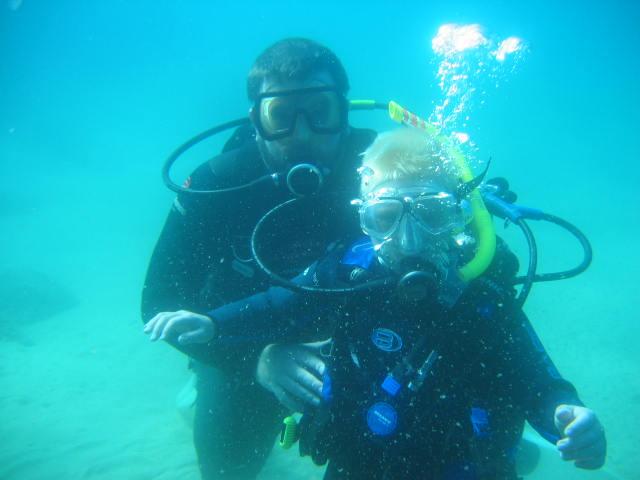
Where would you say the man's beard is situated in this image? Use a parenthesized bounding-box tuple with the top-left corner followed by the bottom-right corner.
(257, 135, 344, 175)
(281, 145, 320, 169)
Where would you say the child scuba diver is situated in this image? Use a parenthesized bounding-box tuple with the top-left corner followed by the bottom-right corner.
(145, 128, 606, 479)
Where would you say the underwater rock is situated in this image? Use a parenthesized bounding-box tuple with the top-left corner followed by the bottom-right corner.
(0, 268, 78, 343)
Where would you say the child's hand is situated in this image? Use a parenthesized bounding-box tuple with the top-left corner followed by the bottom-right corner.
(554, 404, 606, 469)
(144, 310, 216, 345)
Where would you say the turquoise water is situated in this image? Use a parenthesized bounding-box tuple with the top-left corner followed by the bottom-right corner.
(1, 1, 638, 478)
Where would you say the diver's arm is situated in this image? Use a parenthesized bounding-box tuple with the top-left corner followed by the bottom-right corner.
(141, 161, 228, 359)
(510, 310, 583, 443)
(145, 310, 216, 345)
(509, 311, 607, 468)
(141, 200, 212, 319)
(208, 264, 327, 344)
(150, 291, 294, 361)
(143, 262, 330, 368)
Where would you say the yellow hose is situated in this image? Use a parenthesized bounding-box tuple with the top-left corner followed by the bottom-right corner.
(387, 101, 496, 281)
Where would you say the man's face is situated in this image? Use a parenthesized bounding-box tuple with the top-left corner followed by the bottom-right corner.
(251, 71, 347, 173)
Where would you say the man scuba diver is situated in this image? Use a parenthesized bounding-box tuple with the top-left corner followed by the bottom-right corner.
(146, 128, 607, 479)
(141, 38, 376, 479)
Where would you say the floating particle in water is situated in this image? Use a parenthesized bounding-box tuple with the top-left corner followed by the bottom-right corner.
(0, 268, 78, 343)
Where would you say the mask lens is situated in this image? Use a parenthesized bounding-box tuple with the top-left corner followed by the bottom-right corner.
(259, 96, 296, 137)
(412, 194, 462, 234)
(301, 90, 343, 131)
(360, 199, 404, 238)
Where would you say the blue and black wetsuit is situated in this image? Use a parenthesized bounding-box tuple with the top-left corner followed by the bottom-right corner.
(207, 237, 582, 480)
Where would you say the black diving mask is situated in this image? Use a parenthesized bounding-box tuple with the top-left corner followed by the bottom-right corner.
(251, 86, 348, 141)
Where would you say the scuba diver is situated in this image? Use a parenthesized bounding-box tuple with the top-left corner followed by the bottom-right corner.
(146, 128, 607, 479)
(141, 38, 376, 479)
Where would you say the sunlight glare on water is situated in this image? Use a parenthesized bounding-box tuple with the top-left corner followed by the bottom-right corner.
(429, 23, 526, 162)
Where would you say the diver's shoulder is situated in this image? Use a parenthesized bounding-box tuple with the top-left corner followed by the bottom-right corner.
(209, 142, 263, 184)
(188, 136, 263, 189)
(487, 236, 520, 282)
(466, 236, 519, 304)
(174, 128, 262, 214)
(346, 127, 377, 152)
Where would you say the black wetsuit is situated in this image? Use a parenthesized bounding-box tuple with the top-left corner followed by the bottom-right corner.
(206, 237, 582, 480)
(141, 124, 376, 479)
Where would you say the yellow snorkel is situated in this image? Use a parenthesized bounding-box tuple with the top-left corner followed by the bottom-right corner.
(385, 100, 496, 282)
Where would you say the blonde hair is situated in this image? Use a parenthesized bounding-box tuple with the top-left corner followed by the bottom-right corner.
(360, 128, 461, 195)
